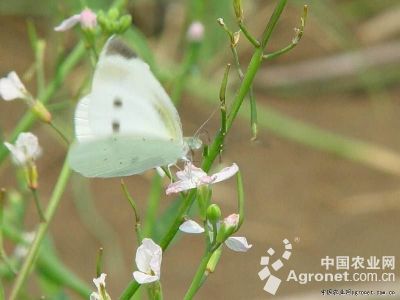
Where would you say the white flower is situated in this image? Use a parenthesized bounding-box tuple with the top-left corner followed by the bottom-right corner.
(187, 21, 205, 42)
(133, 238, 162, 284)
(55, 8, 97, 32)
(179, 220, 205, 234)
(13, 231, 35, 259)
(0, 71, 28, 101)
(179, 219, 252, 252)
(166, 163, 239, 195)
(90, 273, 111, 300)
(4, 132, 42, 166)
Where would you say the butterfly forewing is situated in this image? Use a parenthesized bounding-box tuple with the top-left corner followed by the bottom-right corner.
(69, 37, 186, 178)
(74, 37, 183, 142)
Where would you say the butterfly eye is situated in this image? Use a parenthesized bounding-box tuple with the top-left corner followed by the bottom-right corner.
(113, 98, 123, 108)
(112, 120, 120, 133)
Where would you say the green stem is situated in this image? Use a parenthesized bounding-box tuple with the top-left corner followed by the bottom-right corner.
(121, 179, 142, 242)
(30, 189, 46, 223)
(120, 1, 288, 299)
(9, 159, 71, 300)
(142, 174, 163, 238)
(183, 248, 215, 300)
(263, 42, 296, 60)
(238, 22, 260, 48)
(236, 172, 245, 228)
(230, 40, 258, 140)
(160, 191, 196, 250)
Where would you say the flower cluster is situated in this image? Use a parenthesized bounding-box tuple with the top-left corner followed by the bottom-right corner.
(54, 8, 97, 32)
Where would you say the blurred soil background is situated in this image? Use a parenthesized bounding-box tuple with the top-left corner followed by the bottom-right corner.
(1, 0, 400, 299)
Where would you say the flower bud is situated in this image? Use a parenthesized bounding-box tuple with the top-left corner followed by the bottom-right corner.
(187, 21, 205, 42)
(26, 164, 38, 190)
(31, 101, 52, 123)
(97, 11, 107, 27)
(80, 8, 97, 30)
(206, 246, 222, 274)
(216, 213, 239, 242)
(118, 15, 132, 33)
(233, 0, 244, 22)
(206, 204, 221, 223)
(108, 8, 120, 20)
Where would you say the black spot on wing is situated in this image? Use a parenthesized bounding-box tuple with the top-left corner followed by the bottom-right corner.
(106, 38, 137, 59)
(113, 97, 123, 108)
(112, 120, 120, 133)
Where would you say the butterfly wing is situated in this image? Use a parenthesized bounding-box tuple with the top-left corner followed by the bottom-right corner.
(75, 37, 183, 143)
(69, 37, 186, 178)
(69, 136, 185, 178)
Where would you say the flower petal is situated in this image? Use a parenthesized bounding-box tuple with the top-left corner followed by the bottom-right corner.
(0, 71, 26, 101)
(15, 132, 42, 159)
(166, 179, 197, 195)
(225, 237, 252, 252)
(175, 163, 207, 181)
(223, 214, 239, 228)
(90, 292, 100, 300)
(54, 14, 81, 31)
(211, 163, 239, 183)
(179, 220, 205, 234)
(133, 271, 159, 284)
(4, 142, 25, 165)
(135, 238, 162, 275)
(93, 273, 107, 289)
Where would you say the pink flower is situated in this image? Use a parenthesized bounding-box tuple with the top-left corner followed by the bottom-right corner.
(166, 163, 239, 195)
(187, 21, 205, 42)
(54, 8, 97, 32)
(223, 214, 239, 229)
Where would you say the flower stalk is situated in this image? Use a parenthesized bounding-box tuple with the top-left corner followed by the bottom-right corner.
(9, 159, 71, 300)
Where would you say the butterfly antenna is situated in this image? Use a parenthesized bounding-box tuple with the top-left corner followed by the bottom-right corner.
(193, 107, 218, 138)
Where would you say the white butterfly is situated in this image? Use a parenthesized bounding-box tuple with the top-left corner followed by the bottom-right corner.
(68, 37, 189, 178)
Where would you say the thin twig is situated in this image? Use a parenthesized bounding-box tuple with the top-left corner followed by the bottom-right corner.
(31, 188, 46, 223)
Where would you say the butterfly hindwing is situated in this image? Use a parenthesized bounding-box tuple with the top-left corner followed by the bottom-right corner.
(68, 136, 185, 178)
